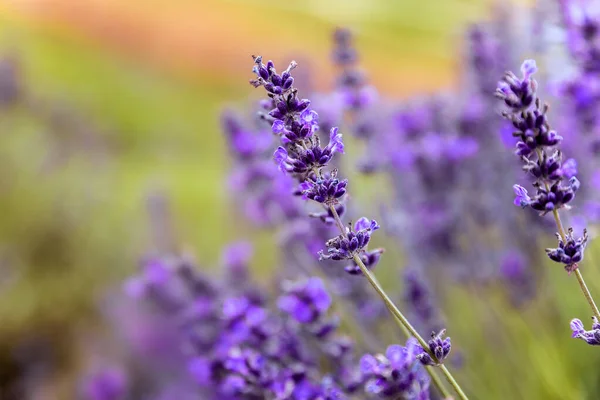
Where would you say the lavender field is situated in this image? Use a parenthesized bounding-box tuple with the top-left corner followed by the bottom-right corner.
(1, 0, 600, 399)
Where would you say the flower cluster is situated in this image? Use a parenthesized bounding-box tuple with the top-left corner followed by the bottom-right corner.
(497, 58, 600, 344)
(359, 339, 430, 399)
(223, 62, 387, 342)
(546, 228, 589, 274)
(498, 60, 581, 215)
(250, 55, 383, 276)
(116, 249, 372, 399)
(248, 51, 470, 397)
(416, 330, 452, 366)
(250, 55, 344, 182)
(318, 218, 379, 261)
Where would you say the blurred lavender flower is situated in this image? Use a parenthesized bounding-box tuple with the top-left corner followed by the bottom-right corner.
(570, 317, 600, 345)
(81, 367, 127, 400)
(111, 242, 386, 399)
(0, 55, 21, 106)
(278, 277, 332, 324)
(360, 339, 430, 399)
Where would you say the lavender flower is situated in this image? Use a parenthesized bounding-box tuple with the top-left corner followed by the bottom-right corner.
(273, 126, 344, 175)
(546, 227, 589, 274)
(403, 269, 441, 333)
(360, 339, 430, 399)
(250, 55, 470, 399)
(416, 330, 452, 366)
(318, 218, 380, 263)
(499, 57, 600, 341)
(495, 59, 538, 111)
(278, 277, 332, 324)
(498, 60, 580, 215)
(81, 367, 127, 400)
(570, 317, 600, 345)
(299, 169, 348, 205)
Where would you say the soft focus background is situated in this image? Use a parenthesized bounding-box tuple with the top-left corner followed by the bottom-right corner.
(2, 0, 600, 399)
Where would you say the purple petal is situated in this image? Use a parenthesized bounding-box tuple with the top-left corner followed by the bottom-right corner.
(300, 109, 319, 124)
(570, 318, 585, 336)
(354, 217, 370, 231)
(272, 119, 285, 134)
(561, 158, 578, 179)
(188, 357, 212, 385)
(306, 278, 331, 312)
(521, 59, 538, 79)
(329, 127, 345, 154)
(359, 354, 378, 375)
(273, 146, 289, 173)
(385, 344, 406, 367)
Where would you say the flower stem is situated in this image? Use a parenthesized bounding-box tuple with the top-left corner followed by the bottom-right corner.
(552, 209, 600, 319)
(426, 365, 454, 399)
(328, 205, 469, 400)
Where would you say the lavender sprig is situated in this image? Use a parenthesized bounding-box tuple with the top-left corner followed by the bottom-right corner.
(250, 55, 468, 400)
(496, 60, 600, 331)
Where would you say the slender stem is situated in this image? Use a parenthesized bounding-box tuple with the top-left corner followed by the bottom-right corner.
(439, 365, 465, 400)
(552, 209, 600, 319)
(328, 205, 469, 400)
(426, 365, 454, 399)
(551, 209, 567, 239)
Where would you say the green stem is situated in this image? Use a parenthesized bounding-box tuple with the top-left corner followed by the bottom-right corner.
(328, 205, 469, 400)
(551, 209, 600, 319)
(426, 365, 455, 399)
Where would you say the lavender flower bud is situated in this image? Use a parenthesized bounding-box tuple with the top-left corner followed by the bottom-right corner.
(495, 59, 538, 111)
(299, 169, 348, 205)
(546, 227, 588, 274)
(273, 126, 344, 176)
(416, 329, 452, 366)
(318, 218, 379, 262)
(570, 317, 600, 345)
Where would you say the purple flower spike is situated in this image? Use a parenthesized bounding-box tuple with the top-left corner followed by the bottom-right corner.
(570, 317, 600, 345)
(513, 185, 531, 207)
